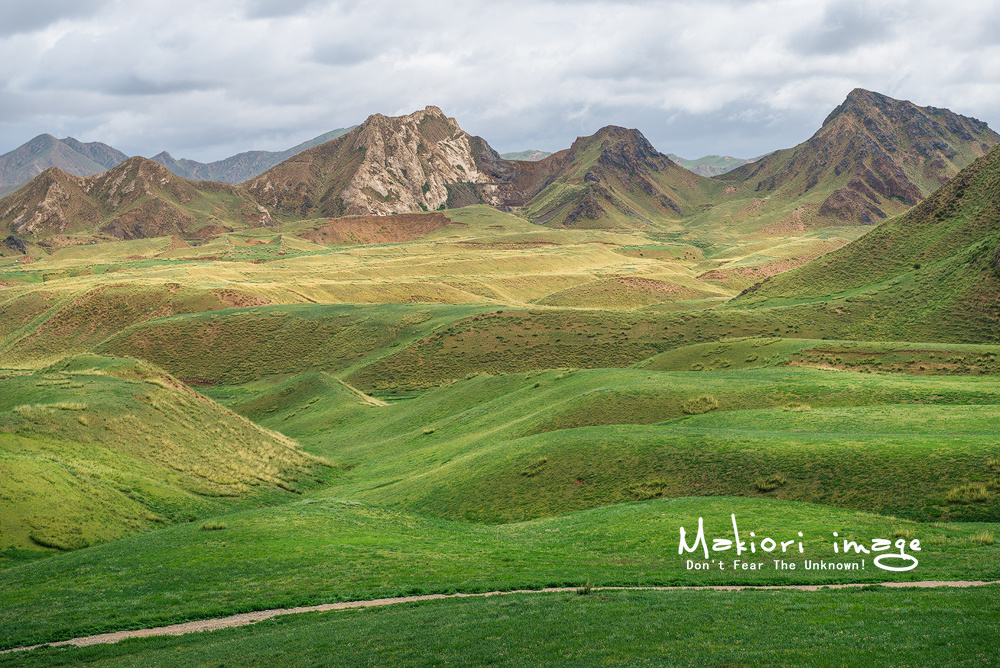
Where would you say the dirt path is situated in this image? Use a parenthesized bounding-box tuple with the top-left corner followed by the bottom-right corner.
(5, 581, 998, 655)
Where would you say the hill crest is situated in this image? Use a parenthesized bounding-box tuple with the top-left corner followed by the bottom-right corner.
(0, 135, 128, 198)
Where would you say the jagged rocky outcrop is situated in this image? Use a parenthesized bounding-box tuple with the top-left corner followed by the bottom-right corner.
(246, 107, 507, 217)
(244, 109, 714, 227)
(3, 235, 28, 253)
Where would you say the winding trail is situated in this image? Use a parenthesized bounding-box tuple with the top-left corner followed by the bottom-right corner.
(5, 580, 998, 655)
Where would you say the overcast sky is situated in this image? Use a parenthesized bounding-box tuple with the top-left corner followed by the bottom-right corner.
(2, 0, 999, 162)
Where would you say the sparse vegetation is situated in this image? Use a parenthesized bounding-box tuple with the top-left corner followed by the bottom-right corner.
(199, 522, 227, 531)
(681, 394, 719, 415)
(946, 483, 990, 504)
(753, 474, 788, 492)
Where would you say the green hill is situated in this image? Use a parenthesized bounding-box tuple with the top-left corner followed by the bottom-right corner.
(0, 355, 331, 553)
(731, 143, 1000, 342)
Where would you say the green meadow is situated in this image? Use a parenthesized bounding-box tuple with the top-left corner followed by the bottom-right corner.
(2, 204, 999, 664)
(5, 586, 999, 668)
(1, 496, 997, 649)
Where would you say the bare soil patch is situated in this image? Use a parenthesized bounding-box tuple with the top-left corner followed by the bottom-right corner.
(301, 213, 451, 245)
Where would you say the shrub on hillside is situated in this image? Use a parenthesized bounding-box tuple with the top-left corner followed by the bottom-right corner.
(945, 483, 989, 504)
(681, 395, 719, 415)
(753, 474, 787, 492)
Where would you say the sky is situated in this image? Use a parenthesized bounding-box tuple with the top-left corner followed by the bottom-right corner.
(2, 0, 999, 163)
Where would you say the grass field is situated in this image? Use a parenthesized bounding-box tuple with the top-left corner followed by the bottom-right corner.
(4, 585, 999, 667)
(3, 194, 1000, 665)
(1, 495, 996, 650)
(216, 365, 1000, 523)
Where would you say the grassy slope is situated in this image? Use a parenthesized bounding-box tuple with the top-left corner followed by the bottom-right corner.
(341, 308, 839, 391)
(97, 303, 494, 385)
(0, 495, 996, 649)
(223, 365, 1000, 524)
(0, 355, 332, 553)
(730, 144, 1000, 343)
(639, 337, 1000, 374)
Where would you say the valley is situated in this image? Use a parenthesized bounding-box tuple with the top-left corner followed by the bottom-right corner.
(1, 90, 999, 666)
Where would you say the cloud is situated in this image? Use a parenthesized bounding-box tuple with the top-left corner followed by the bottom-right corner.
(0, 0, 109, 37)
(788, 1, 899, 55)
(243, 0, 328, 18)
(0, 0, 998, 163)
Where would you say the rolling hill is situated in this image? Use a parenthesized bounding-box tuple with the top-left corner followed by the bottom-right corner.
(0, 354, 331, 552)
(500, 150, 552, 161)
(667, 153, 757, 176)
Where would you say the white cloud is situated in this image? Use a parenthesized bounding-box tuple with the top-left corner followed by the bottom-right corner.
(1, 0, 998, 162)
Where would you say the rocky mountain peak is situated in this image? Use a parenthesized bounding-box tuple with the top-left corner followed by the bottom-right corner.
(248, 106, 503, 217)
(586, 126, 673, 175)
(723, 89, 999, 226)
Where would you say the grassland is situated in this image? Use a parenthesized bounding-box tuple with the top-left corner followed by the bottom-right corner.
(1, 495, 997, 650)
(6, 585, 998, 667)
(2, 190, 1000, 666)
(219, 365, 1000, 524)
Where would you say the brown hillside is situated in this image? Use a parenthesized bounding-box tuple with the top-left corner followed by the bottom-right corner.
(0, 168, 101, 236)
(300, 212, 452, 245)
(517, 126, 717, 228)
(719, 89, 999, 226)
(1, 157, 275, 240)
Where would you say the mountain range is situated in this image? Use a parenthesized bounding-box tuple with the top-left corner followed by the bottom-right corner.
(0, 135, 128, 198)
(2, 89, 997, 243)
(667, 154, 758, 177)
(0, 128, 355, 198)
(149, 127, 355, 183)
(0, 157, 272, 241)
